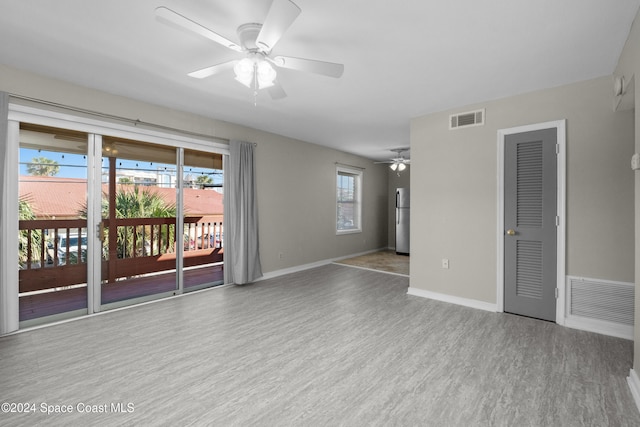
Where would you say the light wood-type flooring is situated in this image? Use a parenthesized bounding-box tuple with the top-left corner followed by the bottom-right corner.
(335, 249, 409, 276)
(1, 264, 639, 426)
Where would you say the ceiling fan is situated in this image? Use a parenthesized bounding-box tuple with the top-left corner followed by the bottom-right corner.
(155, 0, 344, 100)
(376, 148, 411, 172)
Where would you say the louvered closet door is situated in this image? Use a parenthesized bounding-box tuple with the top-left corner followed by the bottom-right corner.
(504, 128, 557, 321)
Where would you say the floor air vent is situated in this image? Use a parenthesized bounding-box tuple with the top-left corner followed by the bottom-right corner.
(449, 109, 485, 129)
(568, 276, 634, 325)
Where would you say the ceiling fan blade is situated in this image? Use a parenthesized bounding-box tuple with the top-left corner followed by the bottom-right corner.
(188, 60, 237, 79)
(255, 0, 301, 52)
(155, 6, 242, 52)
(273, 56, 344, 78)
(268, 82, 287, 100)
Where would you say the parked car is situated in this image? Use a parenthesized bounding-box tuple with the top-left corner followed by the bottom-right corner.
(46, 241, 54, 265)
(183, 234, 195, 251)
(196, 232, 223, 249)
(56, 232, 88, 265)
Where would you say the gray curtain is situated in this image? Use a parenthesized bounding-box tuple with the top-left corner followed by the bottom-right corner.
(0, 92, 7, 253)
(224, 140, 262, 284)
(0, 92, 10, 333)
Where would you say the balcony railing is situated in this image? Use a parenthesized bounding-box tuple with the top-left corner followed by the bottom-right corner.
(19, 216, 223, 294)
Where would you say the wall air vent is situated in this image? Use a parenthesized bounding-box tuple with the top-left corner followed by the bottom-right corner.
(568, 276, 634, 325)
(449, 109, 485, 130)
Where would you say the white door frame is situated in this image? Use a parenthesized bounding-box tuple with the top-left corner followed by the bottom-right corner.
(496, 120, 566, 324)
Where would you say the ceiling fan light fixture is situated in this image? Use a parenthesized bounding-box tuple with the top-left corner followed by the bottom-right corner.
(234, 74, 253, 88)
(233, 57, 277, 90)
(398, 163, 406, 171)
(157, 2, 344, 101)
(256, 60, 277, 89)
(234, 58, 255, 88)
(390, 163, 398, 171)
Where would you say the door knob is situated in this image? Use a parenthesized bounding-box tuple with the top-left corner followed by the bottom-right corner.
(506, 229, 516, 236)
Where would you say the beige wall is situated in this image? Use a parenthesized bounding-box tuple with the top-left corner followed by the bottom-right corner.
(387, 166, 411, 248)
(615, 9, 640, 370)
(0, 64, 389, 275)
(410, 76, 635, 304)
(256, 133, 388, 272)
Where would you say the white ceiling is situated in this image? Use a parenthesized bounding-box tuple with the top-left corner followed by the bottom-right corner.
(0, 0, 638, 161)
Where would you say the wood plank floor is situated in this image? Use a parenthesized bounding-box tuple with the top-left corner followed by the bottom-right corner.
(334, 249, 409, 275)
(1, 264, 639, 426)
(19, 265, 224, 322)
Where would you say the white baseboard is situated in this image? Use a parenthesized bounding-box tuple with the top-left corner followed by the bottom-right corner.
(407, 287, 497, 312)
(258, 247, 387, 281)
(565, 314, 634, 340)
(259, 260, 332, 281)
(628, 369, 640, 414)
(336, 263, 408, 277)
(332, 247, 390, 262)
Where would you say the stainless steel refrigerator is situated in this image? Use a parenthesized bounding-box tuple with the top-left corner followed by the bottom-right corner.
(395, 188, 410, 255)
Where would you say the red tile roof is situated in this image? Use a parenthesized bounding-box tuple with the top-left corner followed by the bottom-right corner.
(19, 176, 223, 219)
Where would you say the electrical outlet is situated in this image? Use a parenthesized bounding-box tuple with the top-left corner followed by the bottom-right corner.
(278, 252, 284, 259)
(442, 258, 449, 269)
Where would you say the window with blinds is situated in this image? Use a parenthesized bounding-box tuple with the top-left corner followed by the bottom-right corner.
(336, 166, 362, 234)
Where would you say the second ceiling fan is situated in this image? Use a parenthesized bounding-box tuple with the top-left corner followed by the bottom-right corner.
(156, 0, 344, 100)
(375, 148, 411, 173)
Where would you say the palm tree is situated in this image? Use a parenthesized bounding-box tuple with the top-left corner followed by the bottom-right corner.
(115, 186, 176, 219)
(195, 174, 213, 188)
(18, 199, 42, 267)
(26, 156, 60, 176)
(79, 186, 177, 259)
(114, 186, 177, 257)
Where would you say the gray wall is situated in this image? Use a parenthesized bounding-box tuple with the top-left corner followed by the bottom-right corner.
(255, 133, 388, 272)
(410, 76, 635, 304)
(0, 64, 389, 276)
(615, 8, 640, 371)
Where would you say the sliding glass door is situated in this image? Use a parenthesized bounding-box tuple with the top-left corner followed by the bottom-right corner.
(182, 148, 224, 291)
(7, 103, 229, 331)
(100, 137, 179, 307)
(18, 124, 89, 325)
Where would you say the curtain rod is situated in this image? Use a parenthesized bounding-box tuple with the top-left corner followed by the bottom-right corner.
(335, 162, 365, 170)
(9, 93, 231, 144)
